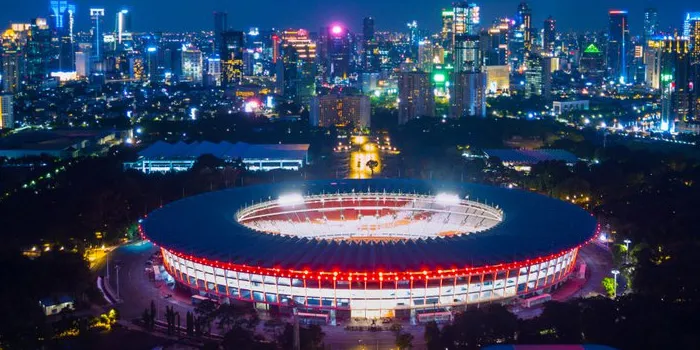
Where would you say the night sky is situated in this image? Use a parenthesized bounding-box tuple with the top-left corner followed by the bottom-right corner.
(1, 0, 694, 35)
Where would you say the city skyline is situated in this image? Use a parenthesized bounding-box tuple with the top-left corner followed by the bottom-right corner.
(1, 0, 695, 34)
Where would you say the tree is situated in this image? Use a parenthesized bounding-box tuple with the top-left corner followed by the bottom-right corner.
(141, 308, 153, 331)
(165, 305, 176, 335)
(395, 332, 414, 349)
(537, 301, 583, 343)
(150, 300, 156, 327)
(424, 321, 442, 350)
(390, 322, 403, 339)
(194, 299, 217, 335)
(278, 323, 325, 350)
(602, 277, 616, 298)
(186, 311, 194, 336)
(366, 159, 379, 176)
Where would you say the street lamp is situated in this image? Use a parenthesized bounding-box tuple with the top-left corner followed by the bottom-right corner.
(623, 239, 632, 263)
(611, 269, 620, 298)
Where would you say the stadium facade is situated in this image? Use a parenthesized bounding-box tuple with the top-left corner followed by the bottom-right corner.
(140, 179, 597, 324)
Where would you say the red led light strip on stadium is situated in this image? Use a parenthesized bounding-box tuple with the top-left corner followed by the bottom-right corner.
(140, 224, 598, 282)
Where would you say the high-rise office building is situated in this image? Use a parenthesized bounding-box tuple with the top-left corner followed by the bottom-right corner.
(326, 25, 350, 80)
(25, 20, 53, 82)
(220, 31, 244, 87)
(398, 72, 435, 124)
(441, 9, 455, 52)
(206, 57, 222, 87)
(689, 18, 700, 53)
(129, 56, 144, 81)
(145, 46, 161, 83)
(453, 2, 480, 36)
(116, 10, 131, 45)
(1, 51, 22, 93)
(418, 40, 444, 72)
(683, 12, 700, 38)
(75, 51, 89, 77)
(543, 16, 556, 54)
(181, 45, 203, 84)
(213, 11, 228, 53)
(643, 8, 658, 42)
(524, 54, 542, 98)
(450, 71, 487, 117)
(516, 1, 532, 51)
(656, 37, 691, 129)
(310, 93, 370, 128)
(454, 34, 481, 72)
(49, 0, 75, 30)
(608, 10, 630, 83)
(580, 43, 606, 80)
(363, 17, 375, 42)
(90, 8, 105, 72)
(280, 29, 316, 62)
(524, 54, 552, 99)
(480, 19, 509, 66)
(645, 40, 662, 89)
(278, 29, 317, 105)
(361, 18, 379, 72)
(276, 47, 299, 99)
(0, 94, 13, 129)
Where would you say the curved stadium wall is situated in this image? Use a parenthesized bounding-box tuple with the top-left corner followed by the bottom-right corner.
(141, 179, 596, 321)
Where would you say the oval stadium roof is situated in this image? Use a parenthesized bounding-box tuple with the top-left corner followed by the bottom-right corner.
(141, 179, 597, 272)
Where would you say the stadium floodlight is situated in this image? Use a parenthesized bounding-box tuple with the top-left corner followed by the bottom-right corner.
(434, 193, 460, 205)
(278, 193, 304, 206)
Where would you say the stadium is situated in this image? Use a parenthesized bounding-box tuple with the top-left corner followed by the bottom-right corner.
(140, 179, 598, 324)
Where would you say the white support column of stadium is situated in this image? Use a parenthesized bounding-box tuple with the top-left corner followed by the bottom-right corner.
(505, 269, 511, 297)
(248, 272, 254, 302)
(438, 277, 443, 310)
(364, 279, 368, 319)
(409, 278, 414, 318)
(478, 272, 485, 308)
(379, 278, 383, 318)
(303, 279, 308, 308)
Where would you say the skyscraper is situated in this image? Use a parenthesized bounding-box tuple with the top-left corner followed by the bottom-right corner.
(441, 9, 454, 52)
(398, 72, 435, 124)
(326, 25, 350, 80)
(451, 71, 487, 117)
(516, 1, 532, 51)
(657, 37, 691, 130)
(49, 0, 75, 30)
(453, 2, 480, 36)
(310, 93, 370, 128)
(213, 12, 228, 53)
(524, 54, 552, 99)
(683, 12, 700, 38)
(454, 34, 481, 72)
(580, 43, 606, 80)
(543, 16, 556, 54)
(280, 29, 316, 62)
(362, 18, 378, 71)
(26, 19, 53, 82)
(608, 10, 630, 83)
(1, 51, 22, 93)
(181, 45, 203, 84)
(220, 31, 244, 87)
(279, 29, 317, 105)
(116, 10, 131, 45)
(363, 17, 375, 42)
(90, 8, 105, 72)
(643, 8, 658, 42)
(0, 94, 13, 129)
